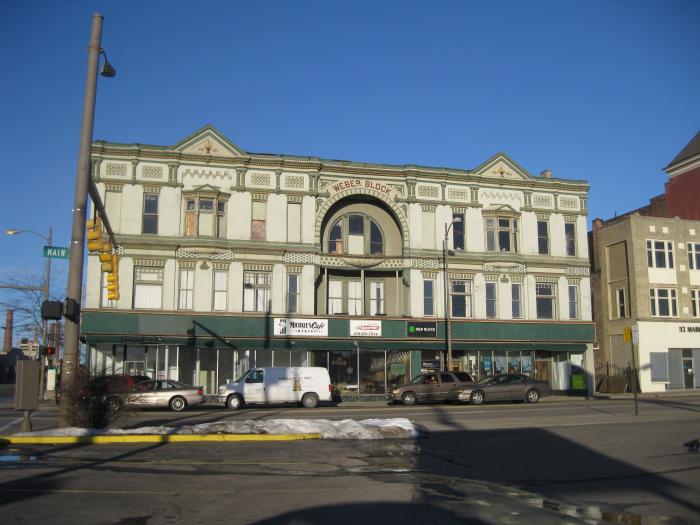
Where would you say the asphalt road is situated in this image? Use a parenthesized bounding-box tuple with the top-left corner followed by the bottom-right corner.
(1, 395, 699, 524)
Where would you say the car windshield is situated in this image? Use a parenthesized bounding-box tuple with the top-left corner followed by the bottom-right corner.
(410, 375, 426, 384)
(169, 380, 188, 388)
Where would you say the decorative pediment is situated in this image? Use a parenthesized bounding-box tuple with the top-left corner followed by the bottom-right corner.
(172, 125, 245, 158)
(473, 153, 533, 181)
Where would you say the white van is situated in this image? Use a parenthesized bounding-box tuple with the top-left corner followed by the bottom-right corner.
(218, 367, 332, 409)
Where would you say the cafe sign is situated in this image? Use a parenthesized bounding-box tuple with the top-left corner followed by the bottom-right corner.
(274, 318, 328, 337)
(349, 320, 382, 337)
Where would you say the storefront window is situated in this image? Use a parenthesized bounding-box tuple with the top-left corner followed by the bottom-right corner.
(508, 352, 521, 373)
(494, 351, 507, 375)
(329, 350, 358, 392)
(359, 350, 386, 394)
(387, 351, 411, 386)
(522, 354, 533, 374)
(480, 351, 493, 377)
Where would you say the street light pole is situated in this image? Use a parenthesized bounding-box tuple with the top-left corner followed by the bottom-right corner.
(61, 14, 107, 427)
(443, 217, 462, 372)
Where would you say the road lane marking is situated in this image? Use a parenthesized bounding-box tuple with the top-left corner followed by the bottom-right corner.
(0, 417, 23, 433)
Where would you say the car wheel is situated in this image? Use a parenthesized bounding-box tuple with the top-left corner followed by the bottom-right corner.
(301, 393, 319, 409)
(227, 394, 244, 410)
(169, 396, 187, 412)
(470, 391, 485, 405)
(401, 391, 417, 406)
(526, 389, 540, 403)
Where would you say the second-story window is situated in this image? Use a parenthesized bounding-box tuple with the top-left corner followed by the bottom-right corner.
(650, 288, 678, 317)
(615, 287, 627, 319)
(244, 271, 270, 312)
(568, 284, 580, 320)
(369, 280, 385, 315)
(213, 270, 227, 311)
(511, 283, 523, 319)
(536, 282, 557, 319)
(485, 217, 518, 253)
(691, 289, 699, 318)
(450, 279, 473, 318)
(143, 194, 158, 234)
(647, 240, 674, 269)
(485, 282, 497, 318)
(178, 269, 194, 310)
(423, 279, 435, 316)
(286, 273, 300, 314)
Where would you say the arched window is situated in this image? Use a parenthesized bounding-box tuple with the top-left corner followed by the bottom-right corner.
(326, 214, 384, 256)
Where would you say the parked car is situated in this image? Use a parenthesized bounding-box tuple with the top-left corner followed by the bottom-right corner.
(388, 371, 474, 405)
(219, 367, 333, 409)
(447, 373, 551, 404)
(126, 380, 204, 411)
(79, 374, 151, 405)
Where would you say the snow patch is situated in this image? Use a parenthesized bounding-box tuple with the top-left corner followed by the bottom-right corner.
(14, 418, 427, 440)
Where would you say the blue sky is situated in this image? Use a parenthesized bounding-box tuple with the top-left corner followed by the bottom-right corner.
(1, 0, 699, 305)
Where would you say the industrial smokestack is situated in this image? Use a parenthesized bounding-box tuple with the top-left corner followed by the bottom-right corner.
(3, 310, 13, 353)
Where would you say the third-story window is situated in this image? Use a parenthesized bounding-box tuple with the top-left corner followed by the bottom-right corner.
(687, 243, 700, 270)
(178, 269, 194, 310)
(243, 272, 270, 312)
(450, 279, 473, 318)
(423, 279, 435, 316)
(650, 288, 678, 317)
(251, 201, 267, 241)
(537, 220, 549, 255)
(326, 214, 384, 256)
(511, 283, 523, 319)
(452, 213, 465, 250)
(286, 274, 300, 314)
(565, 222, 576, 256)
(568, 285, 580, 320)
(369, 281, 385, 315)
(485, 282, 497, 318)
(647, 240, 674, 269)
(536, 283, 557, 319)
(142, 194, 158, 234)
(485, 217, 518, 253)
(184, 196, 227, 238)
(691, 289, 699, 317)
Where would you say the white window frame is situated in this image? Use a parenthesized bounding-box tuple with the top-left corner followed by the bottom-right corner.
(286, 273, 300, 314)
(485, 216, 519, 253)
(568, 284, 580, 320)
(178, 269, 194, 310)
(649, 288, 678, 317)
(691, 289, 700, 318)
(536, 282, 557, 320)
(614, 287, 627, 319)
(213, 270, 228, 312)
(142, 194, 159, 235)
(133, 267, 163, 309)
(511, 282, 523, 319)
(485, 282, 497, 319)
(646, 240, 674, 269)
(537, 220, 549, 255)
(369, 280, 385, 316)
(450, 279, 473, 318)
(688, 243, 700, 270)
(423, 279, 435, 316)
(452, 213, 465, 250)
(565, 222, 576, 256)
(243, 271, 271, 312)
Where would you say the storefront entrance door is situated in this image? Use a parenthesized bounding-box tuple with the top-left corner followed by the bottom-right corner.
(683, 358, 695, 389)
(534, 360, 550, 383)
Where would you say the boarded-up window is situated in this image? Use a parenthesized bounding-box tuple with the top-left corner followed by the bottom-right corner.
(104, 191, 121, 233)
(251, 201, 266, 240)
(422, 211, 435, 250)
(607, 242, 629, 282)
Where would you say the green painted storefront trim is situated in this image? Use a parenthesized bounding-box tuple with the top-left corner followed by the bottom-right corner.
(82, 311, 593, 352)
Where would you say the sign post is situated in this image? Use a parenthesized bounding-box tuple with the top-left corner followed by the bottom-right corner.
(624, 326, 639, 416)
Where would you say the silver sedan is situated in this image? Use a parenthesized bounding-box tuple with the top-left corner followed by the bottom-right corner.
(447, 374, 551, 404)
(127, 380, 205, 411)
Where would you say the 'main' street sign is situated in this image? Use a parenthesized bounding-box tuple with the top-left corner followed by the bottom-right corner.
(43, 246, 69, 259)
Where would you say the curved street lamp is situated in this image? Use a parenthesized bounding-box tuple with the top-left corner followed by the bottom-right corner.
(443, 217, 462, 372)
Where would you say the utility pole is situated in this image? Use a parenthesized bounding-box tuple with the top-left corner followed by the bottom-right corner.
(60, 14, 105, 427)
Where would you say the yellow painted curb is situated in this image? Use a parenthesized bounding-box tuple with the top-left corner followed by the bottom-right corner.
(0, 433, 321, 445)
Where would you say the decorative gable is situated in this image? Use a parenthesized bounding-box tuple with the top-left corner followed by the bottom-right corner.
(172, 125, 245, 158)
(473, 153, 533, 181)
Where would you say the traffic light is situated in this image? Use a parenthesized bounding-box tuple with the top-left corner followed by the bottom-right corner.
(107, 254, 120, 301)
(99, 240, 114, 272)
(86, 217, 103, 253)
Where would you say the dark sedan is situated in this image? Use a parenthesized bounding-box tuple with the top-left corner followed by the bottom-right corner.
(447, 373, 551, 404)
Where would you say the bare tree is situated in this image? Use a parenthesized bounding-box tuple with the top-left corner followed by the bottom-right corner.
(0, 266, 66, 344)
